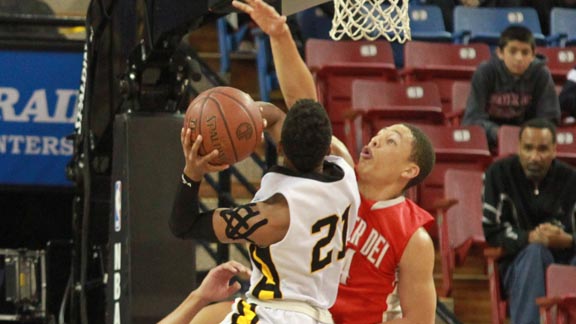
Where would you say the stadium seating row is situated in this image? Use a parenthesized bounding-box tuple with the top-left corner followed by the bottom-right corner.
(305, 39, 575, 140)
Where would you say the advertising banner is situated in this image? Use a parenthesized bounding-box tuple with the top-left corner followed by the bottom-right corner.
(0, 49, 82, 186)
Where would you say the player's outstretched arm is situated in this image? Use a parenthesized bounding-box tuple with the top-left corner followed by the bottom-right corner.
(388, 228, 436, 324)
(330, 136, 354, 167)
(232, 0, 317, 108)
(158, 261, 251, 324)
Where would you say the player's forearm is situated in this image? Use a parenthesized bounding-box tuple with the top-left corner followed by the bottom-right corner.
(157, 291, 209, 324)
(258, 101, 285, 144)
(269, 29, 317, 108)
(383, 317, 435, 324)
(330, 136, 354, 167)
(170, 174, 218, 241)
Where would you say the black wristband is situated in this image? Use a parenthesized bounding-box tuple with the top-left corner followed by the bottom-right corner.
(169, 173, 218, 242)
(181, 173, 200, 188)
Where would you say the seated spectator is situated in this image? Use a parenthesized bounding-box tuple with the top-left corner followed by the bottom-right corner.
(482, 118, 576, 324)
(462, 25, 560, 151)
(559, 65, 576, 119)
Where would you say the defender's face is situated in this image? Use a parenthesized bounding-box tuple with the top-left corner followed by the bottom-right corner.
(497, 40, 535, 76)
(357, 124, 414, 182)
(518, 127, 556, 182)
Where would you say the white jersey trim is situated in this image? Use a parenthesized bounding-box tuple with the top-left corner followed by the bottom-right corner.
(247, 297, 334, 324)
(371, 196, 406, 210)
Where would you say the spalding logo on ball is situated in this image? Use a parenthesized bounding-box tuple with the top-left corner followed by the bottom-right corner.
(184, 86, 264, 165)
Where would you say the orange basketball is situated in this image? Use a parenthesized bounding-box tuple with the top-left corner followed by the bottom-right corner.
(184, 86, 263, 165)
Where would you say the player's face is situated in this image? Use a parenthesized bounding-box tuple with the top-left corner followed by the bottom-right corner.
(357, 124, 415, 183)
(497, 40, 535, 76)
(518, 127, 556, 182)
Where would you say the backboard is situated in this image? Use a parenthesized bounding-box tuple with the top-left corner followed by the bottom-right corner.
(277, 0, 331, 16)
(209, 0, 331, 16)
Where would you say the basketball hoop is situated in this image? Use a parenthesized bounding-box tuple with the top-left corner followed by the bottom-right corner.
(329, 0, 411, 43)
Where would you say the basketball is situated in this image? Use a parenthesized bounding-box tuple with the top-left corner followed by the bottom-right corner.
(183, 86, 264, 165)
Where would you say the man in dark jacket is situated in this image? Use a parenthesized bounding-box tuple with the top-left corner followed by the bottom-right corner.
(482, 118, 576, 324)
(462, 25, 560, 150)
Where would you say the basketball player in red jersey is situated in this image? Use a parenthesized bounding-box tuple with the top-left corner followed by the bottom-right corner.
(329, 125, 437, 324)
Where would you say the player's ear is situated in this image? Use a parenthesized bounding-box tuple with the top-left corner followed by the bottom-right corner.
(401, 162, 419, 181)
(496, 47, 504, 60)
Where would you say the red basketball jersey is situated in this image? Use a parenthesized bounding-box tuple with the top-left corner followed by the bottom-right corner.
(330, 195, 433, 324)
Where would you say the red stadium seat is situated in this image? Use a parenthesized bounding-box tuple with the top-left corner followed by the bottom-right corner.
(556, 126, 576, 167)
(436, 169, 486, 297)
(305, 39, 398, 140)
(345, 80, 444, 157)
(403, 41, 491, 112)
(496, 125, 520, 159)
(416, 125, 492, 214)
(484, 247, 507, 324)
(536, 46, 576, 86)
(537, 264, 576, 324)
(447, 81, 471, 126)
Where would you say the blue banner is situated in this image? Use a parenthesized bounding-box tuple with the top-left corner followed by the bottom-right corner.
(0, 49, 83, 186)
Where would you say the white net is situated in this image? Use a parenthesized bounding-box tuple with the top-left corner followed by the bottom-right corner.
(329, 0, 411, 43)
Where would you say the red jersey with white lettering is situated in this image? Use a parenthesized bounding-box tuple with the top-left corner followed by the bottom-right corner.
(330, 195, 433, 324)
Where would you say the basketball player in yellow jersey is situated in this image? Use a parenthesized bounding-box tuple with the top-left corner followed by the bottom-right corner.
(169, 1, 360, 323)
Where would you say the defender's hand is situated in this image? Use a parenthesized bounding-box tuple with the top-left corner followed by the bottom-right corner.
(232, 0, 289, 38)
(196, 261, 252, 302)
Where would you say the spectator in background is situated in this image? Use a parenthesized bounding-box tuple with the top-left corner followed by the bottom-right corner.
(462, 25, 560, 151)
(559, 65, 576, 119)
(482, 118, 576, 324)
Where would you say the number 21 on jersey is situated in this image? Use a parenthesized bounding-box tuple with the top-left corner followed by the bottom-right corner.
(310, 205, 351, 272)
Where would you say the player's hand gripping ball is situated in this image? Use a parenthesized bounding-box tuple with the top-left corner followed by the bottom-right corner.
(184, 86, 264, 165)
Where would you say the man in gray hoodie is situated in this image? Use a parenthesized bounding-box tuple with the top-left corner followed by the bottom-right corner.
(462, 25, 560, 150)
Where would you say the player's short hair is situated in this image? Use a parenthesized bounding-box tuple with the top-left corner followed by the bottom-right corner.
(403, 124, 435, 190)
(281, 99, 332, 173)
(519, 118, 557, 144)
(498, 25, 535, 51)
